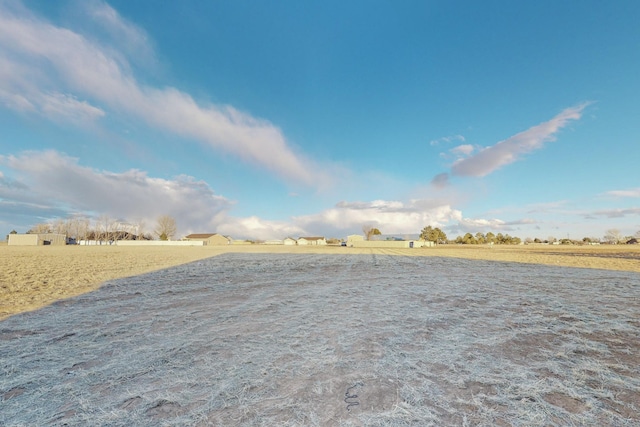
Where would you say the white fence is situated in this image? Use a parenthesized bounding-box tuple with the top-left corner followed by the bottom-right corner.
(116, 240, 205, 246)
(78, 240, 204, 246)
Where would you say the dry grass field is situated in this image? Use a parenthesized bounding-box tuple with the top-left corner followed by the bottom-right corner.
(1, 244, 639, 425)
(1, 244, 639, 320)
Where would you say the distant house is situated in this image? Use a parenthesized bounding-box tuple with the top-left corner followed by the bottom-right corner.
(283, 237, 297, 246)
(183, 233, 230, 245)
(345, 234, 432, 248)
(8, 233, 67, 246)
(297, 236, 327, 246)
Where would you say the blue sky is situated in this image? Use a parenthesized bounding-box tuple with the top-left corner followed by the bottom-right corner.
(1, 0, 639, 240)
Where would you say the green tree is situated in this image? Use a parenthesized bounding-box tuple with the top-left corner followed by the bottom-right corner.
(420, 226, 447, 244)
(462, 233, 476, 244)
(420, 226, 434, 241)
(485, 232, 496, 244)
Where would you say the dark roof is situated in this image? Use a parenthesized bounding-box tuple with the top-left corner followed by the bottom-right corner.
(299, 236, 325, 240)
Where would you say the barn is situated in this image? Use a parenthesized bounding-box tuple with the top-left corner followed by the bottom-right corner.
(8, 233, 68, 246)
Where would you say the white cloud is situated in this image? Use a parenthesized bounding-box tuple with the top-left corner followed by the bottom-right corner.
(449, 144, 475, 158)
(430, 134, 465, 146)
(80, 0, 155, 66)
(1, 150, 233, 235)
(217, 216, 307, 241)
(457, 217, 536, 232)
(294, 199, 463, 236)
(590, 208, 640, 219)
(606, 188, 640, 198)
(450, 104, 589, 177)
(0, 2, 329, 187)
(39, 92, 105, 122)
(458, 217, 506, 230)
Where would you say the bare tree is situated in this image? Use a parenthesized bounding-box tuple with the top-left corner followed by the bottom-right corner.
(95, 215, 116, 242)
(134, 219, 146, 240)
(66, 217, 79, 241)
(76, 216, 90, 242)
(29, 223, 52, 234)
(62, 216, 81, 242)
(155, 215, 177, 240)
(51, 218, 67, 235)
(604, 229, 622, 244)
(119, 222, 135, 240)
(362, 224, 381, 241)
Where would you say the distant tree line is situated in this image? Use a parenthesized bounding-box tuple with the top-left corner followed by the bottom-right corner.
(16, 215, 178, 243)
(453, 232, 521, 245)
(418, 226, 640, 245)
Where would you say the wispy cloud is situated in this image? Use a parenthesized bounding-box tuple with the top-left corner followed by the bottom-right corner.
(449, 104, 589, 177)
(605, 188, 640, 198)
(0, 2, 328, 187)
(430, 134, 465, 146)
(589, 208, 640, 219)
(1, 150, 233, 234)
(39, 92, 105, 123)
(449, 144, 475, 158)
(79, 0, 156, 66)
(430, 172, 450, 188)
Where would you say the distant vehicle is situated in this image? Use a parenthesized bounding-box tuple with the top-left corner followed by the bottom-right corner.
(341, 242, 347, 246)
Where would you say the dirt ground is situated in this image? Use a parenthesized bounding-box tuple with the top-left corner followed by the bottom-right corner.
(1, 243, 639, 320)
(1, 252, 638, 426)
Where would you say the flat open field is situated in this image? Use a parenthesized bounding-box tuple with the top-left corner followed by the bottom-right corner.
(1, 251, 639, 426)
(1, 244, 639, 320)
